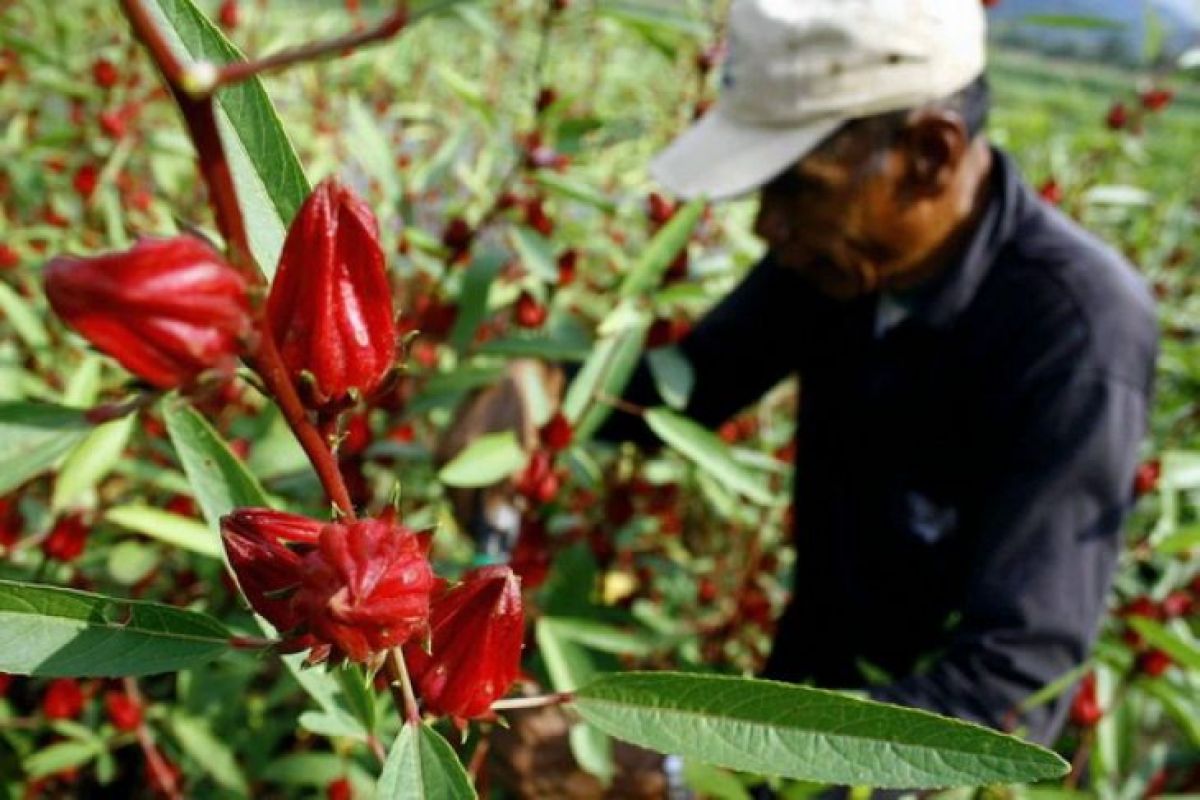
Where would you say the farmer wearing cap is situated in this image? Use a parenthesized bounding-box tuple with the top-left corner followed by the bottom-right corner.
(447, 1, 1158, 796)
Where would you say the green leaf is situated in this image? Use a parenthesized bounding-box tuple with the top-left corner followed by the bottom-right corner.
(104, 504, 222, 559)
(51, 413, 136, 512)
(619, 198, 705, 298)
(571, 672, 1069, 788)
(647, 346, 694, 411)
(1156, 523, 1200, 555)
(377, 722, 477, 800)
(0, 402, 92, 495)
(1126, 617, 1200, 671)
(438, 431, 528, 488)
(1018, 14, 1124, 30)
(534, 172, 617, 212)
(145, 0, 309, 276)
(23, 739, 101, 780)
(106, 541, 161, 586)
(0, 580, 231, 677)
(168, 712, 249, 794)
(509, 226, 559, 282)
(449, 250, 505, 353)
(644, 408, 774, 505)
(347, 95, 400, 204)
(163, 400, 270, 527)
(537, 618, 615, 783)
(476, 334, 592, 362)
(540, 617, 656, 658)
(562, 325, 647, 442)
(335, 666, 378, 737)
(0, 280, 50, 351)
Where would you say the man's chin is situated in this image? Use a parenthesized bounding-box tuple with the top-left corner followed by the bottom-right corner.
(781, 258, 873, 301)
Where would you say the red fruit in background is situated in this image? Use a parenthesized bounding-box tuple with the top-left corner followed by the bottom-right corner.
(1105, 102, 1128, 131)
(1140, 88, 1173, 112)
(556, 249, 578, 286)
(0, 496, 22, 550)
(1137, 648, 1172, 678)
(267, 179, 397, 414)
(535, 87, 557, 113)
(218, 0, 240, 29)
(522, 197, 554, 237)
(981, 0, 1000, 7)
(327, 777, 353, 800)
(539, 411, 573, 452)
(45, 237, 251, 390)
(510, 516, 551, 590)
(104, 690, 143, 731)
(441, 217, 472, 252)
(514, 291, 548, 329)
(1133, 459, 1160, 497)
(43, 679, 85, 720)
(99, 108, 126, 138)
(41, 515, 89, 562)
(646, 192, 676, 226)
(517, 450, 559, 504)
(73, 164, 99, 200)
(1120, 595, 1161, 620)
(404, 566, 524, 722)
(1038, 179, 1063, 205)
(293, 515, 436, 663)
(0, 243, 18, 270)
(92, 58, 119, 89)
(1069, 672, 1102, 727)
(1160, 590, 1193, 618)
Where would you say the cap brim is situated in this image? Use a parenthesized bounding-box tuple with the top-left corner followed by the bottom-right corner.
(649, 108, 843, 201)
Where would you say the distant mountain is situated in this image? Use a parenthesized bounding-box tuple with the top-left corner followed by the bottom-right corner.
(987, 0, 1200, 64)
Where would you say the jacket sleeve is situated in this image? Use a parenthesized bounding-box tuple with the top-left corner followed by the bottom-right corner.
(593, 256, 808, 445)
(867, 371, 1148, 744)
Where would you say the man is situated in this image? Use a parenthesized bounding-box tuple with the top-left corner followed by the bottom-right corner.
(452, 0, 1158, 795)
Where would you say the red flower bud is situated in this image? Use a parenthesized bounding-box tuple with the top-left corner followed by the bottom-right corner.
(556, 249, 577, 286)
(327, 778, 353, 800)
(0, 673, 12, 697)
(267, 179, 397, 413)
(293, 515, 435, 663)
(1140, 88, 1173, 112)
(440, 217, 473, 252)
(218, 0, 240, 29)
(104, 690, 143, 731)
(73, 164, 99, 200)
(405, 566, 524, 721)
(44, 237, 251, 389)
(221, 509, 323, 634)
(43, 678, 85, 720)
(41, 514, 90, 563)
(222, 510, 435, 663)
(1038, 179, 1063, 206)
(1160, 590, 1193, 619)
(1134, 459, 1160, 497)
(1105, 102, 1129, 131)
(1069, 673, 1102, 727)
(0, 243, 19, 270)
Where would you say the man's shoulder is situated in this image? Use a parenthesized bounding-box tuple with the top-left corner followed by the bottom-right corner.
(970, 193, 1157, 393)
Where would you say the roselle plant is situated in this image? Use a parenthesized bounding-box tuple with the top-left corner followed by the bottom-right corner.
(0, 1, 1195, 798)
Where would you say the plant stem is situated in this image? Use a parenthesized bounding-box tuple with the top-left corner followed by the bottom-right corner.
(386, 647, 422, 724)
(192, 5, 410, 94)
(489, 692, 572, 712)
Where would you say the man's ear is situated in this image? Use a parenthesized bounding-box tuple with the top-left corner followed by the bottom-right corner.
(899, 110, 970, 196)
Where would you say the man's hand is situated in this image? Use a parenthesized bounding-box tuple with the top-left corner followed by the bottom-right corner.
(489, 705, 666, 799)
(434, 359, 565, 544)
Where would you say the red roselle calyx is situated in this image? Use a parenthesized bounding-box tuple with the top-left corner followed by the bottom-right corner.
(404, 565, 524, 722)
(266, 179, 397, 414)
(44, 237, 251, 390)
(220, 509, 435, 664)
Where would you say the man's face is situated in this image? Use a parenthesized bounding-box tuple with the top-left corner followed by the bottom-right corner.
(753, 121, 948, 300)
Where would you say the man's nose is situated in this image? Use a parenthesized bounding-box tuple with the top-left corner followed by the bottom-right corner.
(753, 197, 788, 245)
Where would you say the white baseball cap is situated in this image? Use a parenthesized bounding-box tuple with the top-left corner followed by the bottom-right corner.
(650, 0, 988, 201)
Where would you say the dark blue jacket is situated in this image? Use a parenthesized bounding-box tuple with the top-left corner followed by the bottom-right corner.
(602, 148, 1158, 744)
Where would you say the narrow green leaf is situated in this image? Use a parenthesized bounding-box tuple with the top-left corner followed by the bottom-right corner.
(0, 580, 231, 677)
(540, 617, 656, 658)
(168, 712, 249, 793)
(104, 504, 222, 559)
(509, 226, 559, 282)
(449, 250, 505, 353)
(1018, 14, 1125, 30)
(335, 666, 378, 737)
(145, 0, 310, 276)
(438, 431, 527, 488)
(0, 280, 50, 351)
(347, 95, 400, 203)
(534, 172, 616, 211)
(537, 618, 615, 783)
(563, 325, 647, 442)
(163, 400, 270, 527)
(23, 740, 101, 780)
(1155, 523, 1200, 555)
(1126, 617, 1200, 671)
(644, 408, 773, 505)
(0, 402, 92, 495)
(619, 198, 704, 298)
(51, 413, 136, 512)
(377, 722, 477, 800)
(647, 346, 694, 411)
(1139, 679, 1200, 747)
(476, 335, 592, 362)
(571, 672, 1069, 788)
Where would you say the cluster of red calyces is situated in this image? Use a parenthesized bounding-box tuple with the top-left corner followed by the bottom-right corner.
(221, 508, 525, 718)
